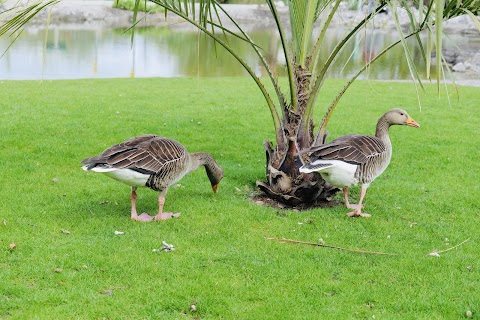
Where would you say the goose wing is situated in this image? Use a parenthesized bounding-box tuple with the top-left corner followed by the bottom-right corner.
(81, 135, 187, 175)
(308, 134, 386, 165)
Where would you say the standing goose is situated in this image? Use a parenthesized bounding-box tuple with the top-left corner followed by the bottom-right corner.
(300, 108, 419, 217)
(81, 135, 224, 222)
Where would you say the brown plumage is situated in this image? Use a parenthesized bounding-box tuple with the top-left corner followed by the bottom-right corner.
(300, 108, 420, 217)
(81, 135, 224, 222)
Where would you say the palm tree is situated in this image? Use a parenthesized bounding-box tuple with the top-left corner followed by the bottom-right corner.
(2, 0, 479, 206)
(137, 0, 478, 206)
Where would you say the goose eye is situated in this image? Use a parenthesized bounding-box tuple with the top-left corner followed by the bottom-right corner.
(400, 113, 404, 116)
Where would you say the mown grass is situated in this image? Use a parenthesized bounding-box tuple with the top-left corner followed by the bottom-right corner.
(0, 77, 478, 319)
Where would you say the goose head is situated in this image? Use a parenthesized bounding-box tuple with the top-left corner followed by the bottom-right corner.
(190, 152, 224, 193)
(207, 164, 224, 193)
(386, 108, 420, 128)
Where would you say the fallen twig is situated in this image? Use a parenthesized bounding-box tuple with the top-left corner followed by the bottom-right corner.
(266, 237, 397, 256)
(427, 239, 470, 257)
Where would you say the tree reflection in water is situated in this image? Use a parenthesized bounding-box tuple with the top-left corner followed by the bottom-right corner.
(1, 26, 476, 80)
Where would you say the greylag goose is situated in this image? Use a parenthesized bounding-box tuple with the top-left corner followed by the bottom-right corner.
(300, 108, 419, 217)
(81, 135, 224, 222)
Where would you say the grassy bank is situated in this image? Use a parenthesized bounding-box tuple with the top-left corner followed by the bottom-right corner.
(0, 77, 478, 319)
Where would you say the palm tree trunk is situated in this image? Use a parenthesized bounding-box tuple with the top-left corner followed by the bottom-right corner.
(256, 117, 337, 206)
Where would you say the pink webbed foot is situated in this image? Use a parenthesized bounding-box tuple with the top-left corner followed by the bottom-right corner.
(132, 213, 155, 222)
(154, 212, 181, 221)
(347, 211, 371, 218)
(346, 203, 365, 210)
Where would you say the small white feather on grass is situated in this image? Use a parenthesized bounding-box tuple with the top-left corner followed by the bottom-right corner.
(153, 241, 175, 252)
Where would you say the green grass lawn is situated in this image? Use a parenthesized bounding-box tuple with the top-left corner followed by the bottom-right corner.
(0, 77, 478, 319)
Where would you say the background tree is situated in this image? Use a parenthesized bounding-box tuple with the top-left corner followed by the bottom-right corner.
(1, 0, 479, 206)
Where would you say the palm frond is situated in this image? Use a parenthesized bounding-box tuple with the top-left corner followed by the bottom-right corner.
(302, 3, 387, 136)
(315, 27, 424, 144)
(434, 0, 445, 93)
(288, 0, 321, 67)
(404, 2, 428, 67)
(389, 2, 425, 93)
(266, 0, 297, 112)
(130, 0, 142, 45)
(0, 0, 59, 65)
(148, 0, 282, 133)
(425, 20, 433, 79)
(462, 8, 480, 29)
(0, 0, 59, 36)
(443, 0, 480, 19)
(213, 4, 287, 114)
(0, 29, 23, 59)
(310, 0, 341, 75)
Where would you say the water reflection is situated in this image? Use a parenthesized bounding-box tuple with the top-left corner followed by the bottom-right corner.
(0, 26, 477, 80)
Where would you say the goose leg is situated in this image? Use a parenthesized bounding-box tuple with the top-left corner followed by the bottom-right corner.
(153, 190, 181, 221)
(130, 187, 154, 222)
(347, 186, 371, 218)
(343, 187, 364, 209)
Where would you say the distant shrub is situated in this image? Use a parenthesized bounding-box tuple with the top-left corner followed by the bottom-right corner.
(113, 0, 164, 13)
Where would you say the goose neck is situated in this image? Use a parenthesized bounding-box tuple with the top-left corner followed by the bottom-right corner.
(190, 152, 224, 185)
(375, 116, 391, 142)
(190, 152, 212, 171)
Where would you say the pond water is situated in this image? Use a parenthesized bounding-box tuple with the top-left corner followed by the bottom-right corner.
(0, 26, 479, 80)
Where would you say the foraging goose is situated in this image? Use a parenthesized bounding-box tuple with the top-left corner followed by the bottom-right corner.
(81, 135, 224, 222)
(300, 108, 419, 217)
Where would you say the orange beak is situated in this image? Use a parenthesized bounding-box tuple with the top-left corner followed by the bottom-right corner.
(406, 116, 420, 128)
(212, 184, 219, 193)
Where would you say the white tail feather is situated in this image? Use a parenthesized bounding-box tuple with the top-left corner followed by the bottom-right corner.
(82, 165, 117, 172)
(83, 165, 149, 187)
(299, 161, 334, 173)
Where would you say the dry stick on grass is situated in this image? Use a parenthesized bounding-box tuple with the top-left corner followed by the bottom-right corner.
(266, 237, 397, 256)
(427, 239, 470, 257)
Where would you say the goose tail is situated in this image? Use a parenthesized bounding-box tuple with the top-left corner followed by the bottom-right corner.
(299, 161, 334, 173)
